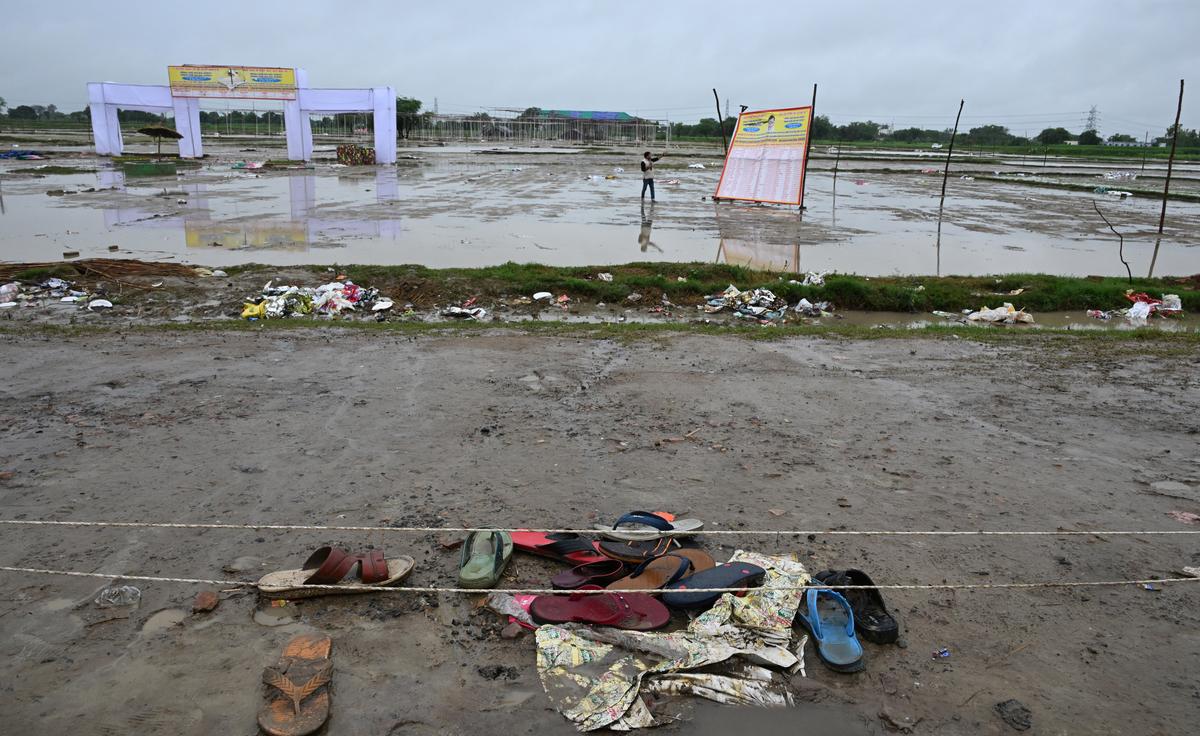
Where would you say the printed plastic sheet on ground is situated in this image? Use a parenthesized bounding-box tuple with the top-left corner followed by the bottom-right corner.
(534, 551, 809, 731)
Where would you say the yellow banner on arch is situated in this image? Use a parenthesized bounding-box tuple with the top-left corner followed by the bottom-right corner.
(168, 66, 297, 100)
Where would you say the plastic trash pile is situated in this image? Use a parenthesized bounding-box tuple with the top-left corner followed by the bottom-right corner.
(0, 277, 112, 312)
(702, 285, 786, 320)
(788, 271, 828, 287)
(241, 280, 390, 320)
(1103, 171, 1137, 181)
(1088, 292, 1183, 324)
(336, 144, 376, 166)
(966, 302, 1035, 324)
(700, 284, 833, 322)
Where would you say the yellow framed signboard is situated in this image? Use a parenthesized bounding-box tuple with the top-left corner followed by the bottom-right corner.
(168, 66, 298, 100)
(714, 106, 812, 205)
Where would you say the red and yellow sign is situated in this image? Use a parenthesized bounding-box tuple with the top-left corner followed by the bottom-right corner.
(715, 106, 812, 205)
(168, 66, 297, 100)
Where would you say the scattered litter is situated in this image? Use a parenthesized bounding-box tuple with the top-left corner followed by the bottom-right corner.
(597, 272, 613, 282)
(1182, 567, 1200, 578)
(211, 269, 227, 278)
(931, 310, 962, 320)
(95, 584, 141, 608)
(688, 163, 706, 169)
(612, 167, 624, 173)
(994, 699, 1032, 731)
(793, 298, 832, 317)
(372, 300, 394, 312)
(1102, 171, 1137, 181)
(1167, 510, 1200, 525)
(62, 250, 80, 259)
(664, 178, 681, 185)
(931, 647, 951, 659)
(442, 306, 488, 320)
(854, 179, 866, 185)
(703, 285, 786, 319)
(966, 303, 1034, 325)
(241, 279, 388, 319)
(959, 175, 975, 181)
(1142, 583, 1159, 591)
(801, 271, 827, 286)
(1086, 310, 1113, 320)
(87, 299, 113, 310)
(335, 144, 375, 165)
(532, 291, 552, 301)
(626, 292, 643, 303)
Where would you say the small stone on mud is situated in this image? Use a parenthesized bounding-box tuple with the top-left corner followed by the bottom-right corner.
(500, 621, 526, 640)
(994, 699, 1032, 731)
(192, 591, 219, 613)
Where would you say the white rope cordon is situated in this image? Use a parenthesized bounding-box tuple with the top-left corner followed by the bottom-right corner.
(0, 519, 1197, 536)
(1, 566, 1196, 593)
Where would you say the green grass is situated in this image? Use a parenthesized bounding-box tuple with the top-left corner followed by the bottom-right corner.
(272, 262, 1200, 314)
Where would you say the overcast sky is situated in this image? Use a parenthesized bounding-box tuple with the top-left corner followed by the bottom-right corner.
(2, 0, 1194, 136)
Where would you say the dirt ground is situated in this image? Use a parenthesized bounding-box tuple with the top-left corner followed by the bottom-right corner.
(1, 328, 1198, 735)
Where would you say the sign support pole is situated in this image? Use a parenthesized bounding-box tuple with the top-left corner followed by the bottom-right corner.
(798, 83, 817, 213)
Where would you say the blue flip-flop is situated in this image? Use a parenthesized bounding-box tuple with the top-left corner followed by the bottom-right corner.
(797, 588, 865, 673)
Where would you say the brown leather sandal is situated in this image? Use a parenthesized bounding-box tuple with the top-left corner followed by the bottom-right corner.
(256, 546, 414, 599)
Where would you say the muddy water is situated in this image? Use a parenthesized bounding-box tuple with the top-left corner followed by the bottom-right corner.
(1, 148, 1196, 275)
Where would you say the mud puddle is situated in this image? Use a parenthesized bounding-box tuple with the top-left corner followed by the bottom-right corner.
(1, 150, 1197, 276)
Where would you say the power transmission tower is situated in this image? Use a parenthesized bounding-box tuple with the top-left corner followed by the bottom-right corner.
(1085, 105, 1100, 132)
(725, 98, 730, 120)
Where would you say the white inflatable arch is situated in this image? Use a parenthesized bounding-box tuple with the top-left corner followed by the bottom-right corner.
(87, 69, 396, 164)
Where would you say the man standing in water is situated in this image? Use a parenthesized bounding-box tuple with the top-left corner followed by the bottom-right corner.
(640, 150, 664, 200)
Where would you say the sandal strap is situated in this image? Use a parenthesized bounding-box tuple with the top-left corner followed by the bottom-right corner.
(539, 534, 596, 557)
(301, 547, 359, 585)
(263, 661, 333, 715)
(613, 511, 673, 532)
(357, 549, 389, 584)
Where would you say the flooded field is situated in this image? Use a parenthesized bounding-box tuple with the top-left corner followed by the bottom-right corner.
(1, 141, 1197, 276)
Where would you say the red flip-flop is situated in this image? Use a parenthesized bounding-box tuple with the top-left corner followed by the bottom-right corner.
(530, 586, 670, 630)
(511, 530, 608, 566)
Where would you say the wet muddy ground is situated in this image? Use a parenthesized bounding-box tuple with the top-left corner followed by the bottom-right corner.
(1, 329, 1199, 734)
(2, 140, 1197, 277)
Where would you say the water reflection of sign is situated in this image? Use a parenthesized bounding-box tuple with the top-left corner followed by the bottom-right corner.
(715, 106, 811, 205)
(168, 65, 298, 100)
(713, 205, 803, 272)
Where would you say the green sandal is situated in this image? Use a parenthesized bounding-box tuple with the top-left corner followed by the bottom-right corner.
(457, 531, 513, 589)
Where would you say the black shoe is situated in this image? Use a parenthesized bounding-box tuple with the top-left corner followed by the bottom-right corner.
(813, 569, 899, 644)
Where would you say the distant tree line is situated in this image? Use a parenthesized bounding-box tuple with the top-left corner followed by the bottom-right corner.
(3, 94, 1198, 148)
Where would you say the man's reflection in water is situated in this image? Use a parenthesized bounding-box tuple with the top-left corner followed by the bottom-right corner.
(638, 202, 661, 253)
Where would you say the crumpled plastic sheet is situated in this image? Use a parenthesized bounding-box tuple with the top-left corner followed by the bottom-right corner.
(966, 302, 1034, 324)
(442, 305, 488, 320)
(793, 298, 831, 317)
(534, 551, 810, 731)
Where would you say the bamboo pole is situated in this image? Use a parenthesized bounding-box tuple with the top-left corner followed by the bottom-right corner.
(1150, 79, 1185, 278)
(936, 99, 965, 277)
(799, 83, 817, 213)
(712, 88, 729, 153)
